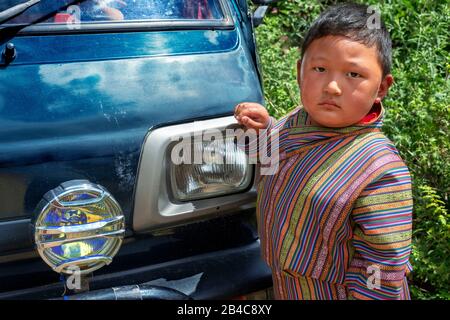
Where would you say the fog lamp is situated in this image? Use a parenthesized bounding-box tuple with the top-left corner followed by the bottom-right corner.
(33, 180, 125, 275)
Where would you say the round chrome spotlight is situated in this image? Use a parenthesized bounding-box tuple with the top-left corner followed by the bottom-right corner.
(33, 180, 125, 275)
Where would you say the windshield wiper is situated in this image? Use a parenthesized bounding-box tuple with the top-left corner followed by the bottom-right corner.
(0, 0, 41, 24)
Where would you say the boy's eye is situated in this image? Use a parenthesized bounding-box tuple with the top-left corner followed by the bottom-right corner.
(313, 67, 326, 73)
(347, 72, 361, 78)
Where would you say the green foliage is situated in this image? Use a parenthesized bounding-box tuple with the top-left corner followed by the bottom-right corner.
(251, 0, 450, 299)
(411, 185, 450, 299)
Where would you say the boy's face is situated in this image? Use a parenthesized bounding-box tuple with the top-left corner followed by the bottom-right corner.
(298, 35, 393, 127)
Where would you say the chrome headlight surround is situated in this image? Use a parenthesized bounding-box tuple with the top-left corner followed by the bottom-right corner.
(133, 116, 257, 232)
(33, 180, 125, 275)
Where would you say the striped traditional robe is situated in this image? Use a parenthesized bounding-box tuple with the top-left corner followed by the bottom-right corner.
(256, 104, 413, 300)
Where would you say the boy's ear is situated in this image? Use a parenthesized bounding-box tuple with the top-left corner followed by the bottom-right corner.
(296, 59, 302, 86)
(376, 74, 394, 102)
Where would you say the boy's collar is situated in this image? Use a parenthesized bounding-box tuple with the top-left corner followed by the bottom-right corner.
(281, 103, 385, 157)
(357, 102, 384, 125)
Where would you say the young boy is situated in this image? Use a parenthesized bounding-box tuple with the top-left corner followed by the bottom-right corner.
(234, 3, 413, 300)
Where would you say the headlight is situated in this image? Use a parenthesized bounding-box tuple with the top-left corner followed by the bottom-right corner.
(33, 180, 125, 275)
(168, 130, 253, 201)
(133, 116, 258, 232)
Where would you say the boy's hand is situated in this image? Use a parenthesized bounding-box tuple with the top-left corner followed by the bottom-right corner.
(234, 102, 270, 132)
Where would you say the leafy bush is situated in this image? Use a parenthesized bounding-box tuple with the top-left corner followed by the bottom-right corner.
(251, 0, 450, 299)
(411, 185, 450, 299)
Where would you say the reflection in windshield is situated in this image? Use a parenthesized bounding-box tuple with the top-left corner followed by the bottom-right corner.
(1, 0, 223, 25)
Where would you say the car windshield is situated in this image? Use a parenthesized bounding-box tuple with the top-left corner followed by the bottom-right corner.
(0, 0, 224, 25)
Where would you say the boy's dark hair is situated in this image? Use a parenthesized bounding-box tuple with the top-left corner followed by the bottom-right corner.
(301, 2, 392, 77)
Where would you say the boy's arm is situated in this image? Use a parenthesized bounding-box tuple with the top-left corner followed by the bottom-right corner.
(237, 116, 277, 161)
(345, 162, 413, 300)
(237, 106, 303, 162)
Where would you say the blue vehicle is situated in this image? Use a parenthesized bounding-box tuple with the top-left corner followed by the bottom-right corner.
(0, 0, 276, 299)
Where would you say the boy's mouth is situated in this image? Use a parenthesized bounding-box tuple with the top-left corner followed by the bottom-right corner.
(318, 100, 340, 108)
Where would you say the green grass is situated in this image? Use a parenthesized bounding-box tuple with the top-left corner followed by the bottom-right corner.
(252, 0, 450, 299)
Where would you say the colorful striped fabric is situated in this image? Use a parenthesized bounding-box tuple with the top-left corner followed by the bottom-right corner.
(256, 104, 413, 300)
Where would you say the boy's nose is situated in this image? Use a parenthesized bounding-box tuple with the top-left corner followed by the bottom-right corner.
(324, 80, 342, 96)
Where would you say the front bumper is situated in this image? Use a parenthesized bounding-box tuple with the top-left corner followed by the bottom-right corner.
(0, 240, 272, 300)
